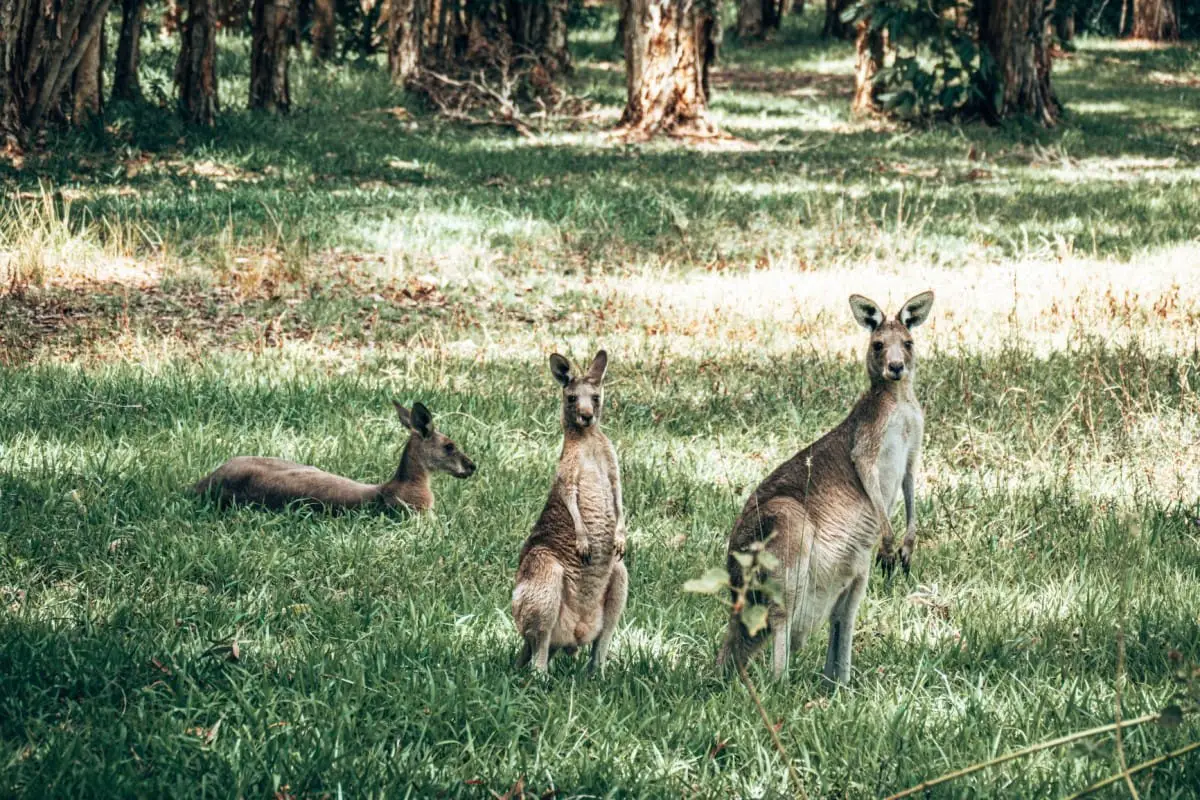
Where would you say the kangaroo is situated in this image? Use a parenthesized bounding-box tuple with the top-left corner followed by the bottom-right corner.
(193, 402, 476, 512)
(512, 350, 628, 674)
(717, 291, 934, 682)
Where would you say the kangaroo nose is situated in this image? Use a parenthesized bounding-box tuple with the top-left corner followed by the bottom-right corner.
(888, 361, 905, 377)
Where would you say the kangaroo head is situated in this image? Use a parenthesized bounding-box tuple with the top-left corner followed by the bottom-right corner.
(550, 350, 607, 432)
(393, 401, 477, 479)
(849, 291, 934, 384)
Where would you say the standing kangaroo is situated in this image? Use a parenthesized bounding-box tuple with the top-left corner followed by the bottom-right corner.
(512, 350, 628, 674)
(718, 291, 934, 682)
(193, 402, 476, 512)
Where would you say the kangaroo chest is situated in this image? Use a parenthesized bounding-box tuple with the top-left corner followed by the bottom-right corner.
(575, 448, 617, 534)
(877, 403, 922, 508)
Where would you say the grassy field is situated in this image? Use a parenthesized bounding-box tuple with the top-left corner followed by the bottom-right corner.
(2, 9, 1200, 798)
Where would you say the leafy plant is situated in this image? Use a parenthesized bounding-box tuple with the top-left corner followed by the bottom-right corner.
(684, 536, 782, 638)
(846, 0, 989, 117)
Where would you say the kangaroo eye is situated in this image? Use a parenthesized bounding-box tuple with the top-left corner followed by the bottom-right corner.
(872, 341, 884, 352)
(904, 340, 914, 350)
(443, 443, 455, 454)
(591, 395, 600, 404)
(567, 394, 578, 403)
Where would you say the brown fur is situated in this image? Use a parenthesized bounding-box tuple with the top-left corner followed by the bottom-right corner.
(192, 401, 476, 512)
(718, 291, 934, 682)
(512, 350, 629, 674)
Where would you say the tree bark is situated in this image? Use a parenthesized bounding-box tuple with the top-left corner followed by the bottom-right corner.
(388, 0, 425, 82)
(1130, 0, 1179, 40)
(977, 0, 1059, 125)
(508, 0, 570, 72)
(1, 0, 113, 143)
(312, 0, 336, 58)
(738, 0, 785, 39)
(114, 0, 146, 101)
(792, 0, 805, 14)
(619, 0, 718, 138)
(72, 23, 104, 121)
(823, 0, 852, 38)
(175, 0, 219, 125)
(1055, 5, 1075, 42)
(852, 17, 883, 115)
(250, 0, 295, 111)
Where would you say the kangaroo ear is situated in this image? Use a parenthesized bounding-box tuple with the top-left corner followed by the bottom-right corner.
(550, 353, 572, 387)
(585, 349, 608, 384)
(898, 290, 935, 329)
(393, 401, 413, 429)
(849, 295, 885, 331)
(410, 402, 434, 438)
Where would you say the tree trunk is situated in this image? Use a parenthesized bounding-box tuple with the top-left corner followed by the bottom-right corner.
(615, 0, 628, 49)
(792, 0, 805, 14)
(0, 0, 113, 144)
(114, 0, 146, 101)
(852, 18, 883, 115)
(312, 0, 336, 58)
(72, 23, 104, 121)
(250, 0, 295, 111)
(738, 0, 766, 39)
(977, 0, 1059, 125)
(1130, 0, 1179, 40)
(175, 0, 219, 125)
(823, 0, 852, 38)
(508, 0, 570, 73)
(215, 0, 250, 29)
(1055, 6, 1075, 42)
(388, 0, 424, 82)
(738, 0, 784, 39)
(619, 0, 718, 138)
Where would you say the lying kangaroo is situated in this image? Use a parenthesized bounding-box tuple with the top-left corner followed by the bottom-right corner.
(193, 402, 476, 512)
(512, 350, 628, 674)
(718, 291, 934, 682)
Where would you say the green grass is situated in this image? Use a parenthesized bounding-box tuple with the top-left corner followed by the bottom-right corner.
(2, 8, 1200, 798)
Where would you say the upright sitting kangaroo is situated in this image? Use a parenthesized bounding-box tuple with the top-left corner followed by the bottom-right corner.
(513, 350, 628, 674)
(193, 402, 476, 512)
(718, 291, 934, 682)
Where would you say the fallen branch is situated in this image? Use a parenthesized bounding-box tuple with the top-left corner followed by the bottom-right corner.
(736, 663, 808, 800)
(1064, 740, 1200, 800)
(884, 711, 1164, 800)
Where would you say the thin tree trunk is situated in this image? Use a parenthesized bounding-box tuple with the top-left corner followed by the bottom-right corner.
(1130, 0, 1178, 40)
(823, 0, 852, 38)
(792, 0, 805, 14)
(619, 0, 718, 138)
(1056, 7, 1075, 41)
(175, 0, 219, 125)
(72, 23, 104, 121)
(615, 0, 628, 49)
(507, 0, 570, 72)
(114, 0, 146, 101)
(852, 17, 883, 115)
(312, 0, 336, 58)
(250, 0, 295, 111)
(738, 0, 766, 39)
(1118, 0, 1129, 34)
(977, 0, 1059, 125)
(388, 0, 424, 82)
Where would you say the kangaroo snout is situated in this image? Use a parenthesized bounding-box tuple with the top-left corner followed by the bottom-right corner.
(457, 458, 477, 478)
(886, 361, 905, 380)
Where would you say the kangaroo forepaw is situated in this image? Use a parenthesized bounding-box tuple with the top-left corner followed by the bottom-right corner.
(613, 536, 626, 561)
(576, 537, 592, 565)
(899, 540, 915, 577)
(876, 544, 896, 579)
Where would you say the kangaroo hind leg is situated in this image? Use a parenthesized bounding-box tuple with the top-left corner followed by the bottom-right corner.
(588, 560, 628, 675)
(513, 552, 564, 673)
